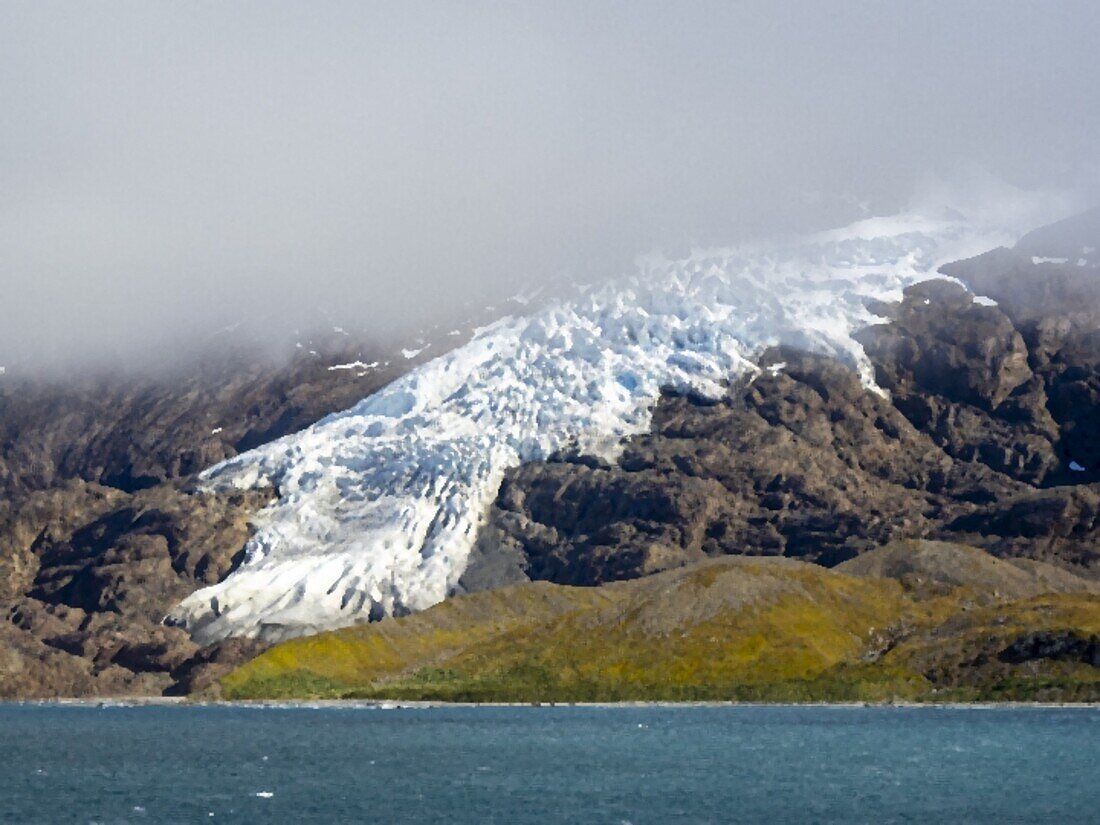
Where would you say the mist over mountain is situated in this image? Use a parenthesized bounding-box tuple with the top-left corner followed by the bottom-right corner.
(2, 2, 1099, 372)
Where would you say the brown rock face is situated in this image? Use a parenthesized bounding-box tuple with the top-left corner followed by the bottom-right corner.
(478, 346, 1064, 586)
(29, 485, 270, 618)
(857, 281, 1060, 483)
(0, 334, 419, 698)
(0, 297, 521, 697)
(1, 481, 273, 698)
(939, 207, 1100, 475)
(487, 349, 953, 578)
(862, 280, 1035, 410)
(474, 209, 1100, 588)
(0, 335, 414, 501)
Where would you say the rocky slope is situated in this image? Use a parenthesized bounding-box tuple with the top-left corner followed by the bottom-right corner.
(0, 325, 471, 697)
(221, 541, 1100, 703)
(472, 210, 1100, 589)
(169, 209, 1047, 643)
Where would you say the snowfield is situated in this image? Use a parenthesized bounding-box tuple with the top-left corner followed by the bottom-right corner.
(167, 208, 1049, 643)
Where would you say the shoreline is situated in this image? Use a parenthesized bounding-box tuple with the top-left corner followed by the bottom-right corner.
(6, 697, 1099, 710)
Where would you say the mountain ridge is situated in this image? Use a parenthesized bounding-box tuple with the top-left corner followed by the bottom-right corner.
(1, 205, 1098, 699)
(170, 209, 1050, 643)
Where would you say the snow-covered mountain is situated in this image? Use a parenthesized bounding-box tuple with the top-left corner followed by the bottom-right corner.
(167, 206, 1062, 643)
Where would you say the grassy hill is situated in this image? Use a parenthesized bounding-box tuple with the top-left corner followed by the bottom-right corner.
(220, 543, 1100, 703)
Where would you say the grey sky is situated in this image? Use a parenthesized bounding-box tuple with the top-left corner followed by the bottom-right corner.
(2, 1, 1098, 370)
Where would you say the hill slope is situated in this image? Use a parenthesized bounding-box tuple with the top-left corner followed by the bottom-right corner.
(222, 544, 1100, 703)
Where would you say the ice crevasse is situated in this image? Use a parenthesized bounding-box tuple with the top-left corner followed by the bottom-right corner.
(167, 210, 1044, 643)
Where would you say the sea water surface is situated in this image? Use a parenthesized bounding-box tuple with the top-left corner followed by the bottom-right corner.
(0, 703, 1095, 824)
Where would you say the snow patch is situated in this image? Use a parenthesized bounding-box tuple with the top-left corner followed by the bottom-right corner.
(328, 360, 379, 372)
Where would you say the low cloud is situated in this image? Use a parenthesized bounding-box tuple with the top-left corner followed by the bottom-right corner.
(1, 2, 1098, 372)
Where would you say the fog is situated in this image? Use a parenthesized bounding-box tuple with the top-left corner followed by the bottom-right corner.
(2, 1, 1098, 372)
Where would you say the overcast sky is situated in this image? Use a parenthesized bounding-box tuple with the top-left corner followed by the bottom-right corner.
(2, 1, 1098, 371)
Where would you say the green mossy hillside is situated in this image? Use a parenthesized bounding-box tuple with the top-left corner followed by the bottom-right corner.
(221, 546, 1100, 703)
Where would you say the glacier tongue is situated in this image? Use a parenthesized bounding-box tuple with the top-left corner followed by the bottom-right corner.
(167, 213, 1024, 643)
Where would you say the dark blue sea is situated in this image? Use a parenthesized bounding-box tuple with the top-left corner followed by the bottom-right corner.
(0, 703, 1095, 823)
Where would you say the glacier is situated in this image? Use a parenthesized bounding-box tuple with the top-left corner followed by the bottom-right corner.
(167, 207, 1052, 644)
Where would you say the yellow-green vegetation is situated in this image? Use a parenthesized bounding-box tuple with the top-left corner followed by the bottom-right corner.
(221, 543, 1100, 703)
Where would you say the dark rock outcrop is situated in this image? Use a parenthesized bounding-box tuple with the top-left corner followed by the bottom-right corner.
(167, 637, 272, 697)
(482, 345, 1087, 585)
(999, 631, 1100, 667)
(0, 334, 414, 501)
(479, 209, 1100, 587)
(1, 481, 274, 697)
(939, 206, 1100, 479)
(0, 333, 419, 698)
(857, 281, 1060, 483)
(0, 294, 528, 697)
(486, 348, 973, 582)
